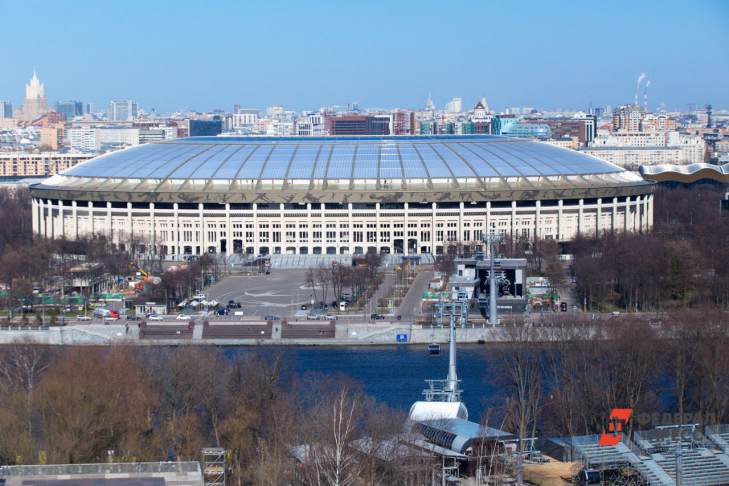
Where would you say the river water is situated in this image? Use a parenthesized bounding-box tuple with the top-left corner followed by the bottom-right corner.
(226, 344, 501, 415)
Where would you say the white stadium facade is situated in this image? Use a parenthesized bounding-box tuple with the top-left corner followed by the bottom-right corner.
(30, 135, 654, 258)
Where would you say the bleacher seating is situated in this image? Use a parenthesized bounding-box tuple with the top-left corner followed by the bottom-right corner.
(707, 424, 729, 453)
(202, 323, 272, 339)
(281, 323, 335, 339)
(651, 449, 729, 485)
(139, 324, 193, 339)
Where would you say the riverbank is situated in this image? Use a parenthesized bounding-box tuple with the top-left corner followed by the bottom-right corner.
(0, 321, 566, 346)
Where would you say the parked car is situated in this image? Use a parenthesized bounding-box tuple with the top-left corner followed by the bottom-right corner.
(103, 316, 119, 322)
(126, 315, 141, 321)
(264, 315, 281, 321)
(76, 315, 92, 321)
(325, 315, 338, 321)
(371, 313, 386, 320)
(176, 314, 192, 320)
(148, 314, 163, 321)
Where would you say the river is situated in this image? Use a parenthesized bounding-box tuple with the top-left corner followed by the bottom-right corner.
(226, 344, 500, 416)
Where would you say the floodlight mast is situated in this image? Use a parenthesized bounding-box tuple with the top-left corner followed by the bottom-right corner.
(481, 223, 502, 326)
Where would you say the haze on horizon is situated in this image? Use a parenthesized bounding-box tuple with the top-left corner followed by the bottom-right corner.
(1, 0, 727, 113)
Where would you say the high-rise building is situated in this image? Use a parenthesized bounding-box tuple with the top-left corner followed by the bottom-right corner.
(326, 115, 391, 135)
(68, 128, 98, 152)
(612, 105, 644, 132)
(56, 100, 85, 120)
(0, 101, 12, 119)
(22, 70, 47, 121)
(189, 119, 223, 136)
(445, 97, 463, 114)
(232, 109, 259, 129)
(107, 100, 138, 121)
(40, 126, 64, 150)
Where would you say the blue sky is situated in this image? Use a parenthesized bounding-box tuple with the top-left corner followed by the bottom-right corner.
(1, 0, 727, 113)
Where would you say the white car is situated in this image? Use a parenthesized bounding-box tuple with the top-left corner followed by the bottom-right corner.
(76, 315, 92, 321)
(176, 314, 192, 321)
(103, 316, 119, 321)
(148, 315, 163, 321)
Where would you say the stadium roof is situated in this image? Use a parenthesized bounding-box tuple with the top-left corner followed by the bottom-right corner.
(63, 135, 623, 181)
(641, 162, 729, 183)
(32, 135, 652, 203)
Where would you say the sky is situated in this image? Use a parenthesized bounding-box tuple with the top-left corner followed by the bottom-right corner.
(1, 0, 727, 113)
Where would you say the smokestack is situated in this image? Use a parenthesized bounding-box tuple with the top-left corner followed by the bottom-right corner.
(635, 73, 647, 106)
(643, 80, 651, 112)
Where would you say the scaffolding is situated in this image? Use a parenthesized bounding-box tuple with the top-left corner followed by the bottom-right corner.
(201, 448, 226, 486)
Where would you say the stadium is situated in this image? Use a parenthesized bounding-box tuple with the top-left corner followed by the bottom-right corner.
(30, 135, 654, 258)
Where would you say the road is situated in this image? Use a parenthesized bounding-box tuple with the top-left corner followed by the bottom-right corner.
(206, 269, 313, 317)
(398, 270, 433, 320)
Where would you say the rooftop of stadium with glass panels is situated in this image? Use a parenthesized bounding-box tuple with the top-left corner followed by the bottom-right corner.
(32, 135, 651, 203)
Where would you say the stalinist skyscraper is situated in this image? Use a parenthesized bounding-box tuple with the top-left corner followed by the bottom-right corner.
(22, 70, 47, 121)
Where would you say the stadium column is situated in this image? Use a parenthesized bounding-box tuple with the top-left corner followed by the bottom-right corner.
(150, 203, 156, 256)
(376, 202, 381, 253)
(557, 199, 563, 241)
(535, 200, 541, 241)
(577, 198, 584, 237)
(88, 201, 94, 236)
(458, 202, 464, 254)
(106, 201, 112, 243)
(252, 203, 258, 256)
(612, 197, 618, 233)
(306, 203, 312, 254)
(72, 200, 78, 240)
(347, 203, 354, 255)
(595, 198, 602, 238)
(404, 202, 410, 255)
(431, 202, 437, 255)
(32, 197, 38, 236)
(48, 200, 54, 239)
(647, 195, 653, 229)
(127, 202, 133, 251)
(226, 203, 232, 255)
(58, 200, 65, 238)
(624, 196, 631, 233)
(42, 200, 48, 238)
(642, 195, 648, 232)
(199, 203, 206, 255)
(510, 200, 516, 241)
(38, 199, 44, 237)
(174, 203, 180, 257)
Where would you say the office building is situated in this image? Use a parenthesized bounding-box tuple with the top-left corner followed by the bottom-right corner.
(56, 100, 85, 120)
(107, 100, 138, 121)
(188, 119, 223, 136)
(326, 115, 391, 135)
(445, 97, 463, 114)
(0, 101, 12, 119)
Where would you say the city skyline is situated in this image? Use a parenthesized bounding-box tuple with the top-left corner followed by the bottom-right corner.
(1, 0, 727, 112)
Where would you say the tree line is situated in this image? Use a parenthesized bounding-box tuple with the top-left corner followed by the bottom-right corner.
(571, 185, 729, 311)
(0, 345, 442, 484)
(491, 308, 729, 454)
